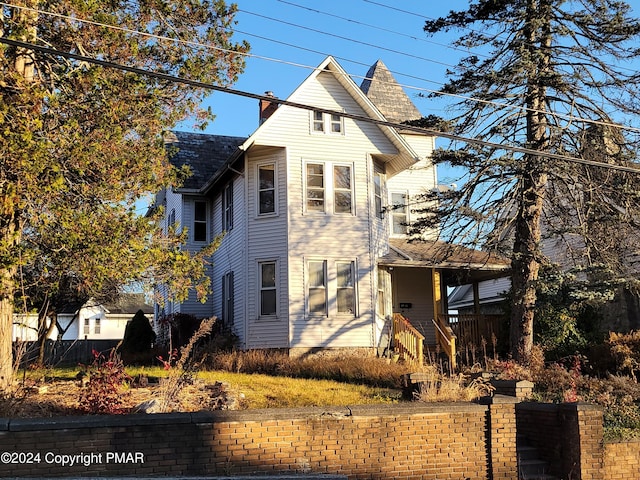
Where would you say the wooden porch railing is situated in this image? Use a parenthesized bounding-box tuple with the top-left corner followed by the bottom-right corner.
(432, 316, 457, 371)
(444, 313, 503, 351)
(392, 313, 424, 365)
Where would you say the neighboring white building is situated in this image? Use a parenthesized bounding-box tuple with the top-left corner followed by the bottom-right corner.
(13, 294, 154, 341)
(153, 56, 508, 356)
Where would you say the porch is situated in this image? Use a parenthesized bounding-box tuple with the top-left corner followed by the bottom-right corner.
(380, 239, 510, 369)
(392, 312, 505, 369)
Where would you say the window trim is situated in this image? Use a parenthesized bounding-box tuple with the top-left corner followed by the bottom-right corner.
(256, 162, 277, 216)
(258, 260, 278, 318)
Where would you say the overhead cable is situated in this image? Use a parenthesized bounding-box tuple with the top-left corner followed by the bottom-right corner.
(2, 37, 640, 175)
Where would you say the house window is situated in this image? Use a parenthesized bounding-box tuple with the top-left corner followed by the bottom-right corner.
(336, 261, 355, 314)
(374, 172, 383, 219)
(391, 192, 409, 235)
(333, 165, 352, 214)
(258, 163, 276, 215)
(311, 110, 343, 134)
(222, 271, 234, 325)
(83, 318, 90, 335)
(193, 200, 207, 242)
(306, 163, 325, 212)
(94, 318, 101, 334)
(259, 261, 277, 316)
(312, 110, 324, 132)
(223, 182, 233, 231)
(304, 161, 354, 215)
(377, 270, 386, 317)
(330, 114, 343, 133)
(308, 260, 327, 315)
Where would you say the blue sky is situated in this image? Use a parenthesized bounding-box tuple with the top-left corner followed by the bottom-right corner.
(189, 0, 469, 185)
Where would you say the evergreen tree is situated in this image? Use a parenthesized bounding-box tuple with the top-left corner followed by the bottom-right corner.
(419, 0, 640, 362)
(0, 1, 248, 389)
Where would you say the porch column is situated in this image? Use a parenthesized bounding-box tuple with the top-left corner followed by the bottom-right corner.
(473, 281, 481, 316)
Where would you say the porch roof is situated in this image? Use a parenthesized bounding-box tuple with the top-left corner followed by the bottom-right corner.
(379, 239, 510, 283)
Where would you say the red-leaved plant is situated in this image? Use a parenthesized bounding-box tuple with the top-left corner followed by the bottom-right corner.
(78, 349, 130, 414)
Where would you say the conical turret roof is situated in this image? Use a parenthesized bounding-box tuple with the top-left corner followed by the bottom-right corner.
(360, 60, 422, 124)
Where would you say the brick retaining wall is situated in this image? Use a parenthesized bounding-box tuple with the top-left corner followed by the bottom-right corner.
(0, 400, 635, 479)
(0, 404, 490, 479)
(604, 439, 640, 480)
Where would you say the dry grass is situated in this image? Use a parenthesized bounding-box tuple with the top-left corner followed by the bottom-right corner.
(412, 365, 495, 402)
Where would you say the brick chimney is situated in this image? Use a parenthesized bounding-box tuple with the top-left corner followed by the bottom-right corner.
(259, 91, 278, 124)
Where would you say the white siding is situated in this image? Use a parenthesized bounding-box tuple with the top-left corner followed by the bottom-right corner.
(211, 173, 248, 346)
(387, 134, 438, 240)
(245, 149, 290, 348)
(248, 70, 404, 349)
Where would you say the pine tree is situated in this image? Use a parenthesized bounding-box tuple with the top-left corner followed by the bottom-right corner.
(0, 1, 248, 389)
(420, 0, 640, 362)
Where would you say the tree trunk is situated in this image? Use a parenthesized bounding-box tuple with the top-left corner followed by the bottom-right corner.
(0, 269, 16, 391)
(509, 0, 552, 363)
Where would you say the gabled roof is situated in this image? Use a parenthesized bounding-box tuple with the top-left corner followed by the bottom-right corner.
(360, 60, 422, 124)
(245, 56, 423, 176)
(59, 294, 154, 316)
(164, 131, 247, 192)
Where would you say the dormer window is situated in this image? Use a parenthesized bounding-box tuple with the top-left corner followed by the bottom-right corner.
(311, 110, 344, 135)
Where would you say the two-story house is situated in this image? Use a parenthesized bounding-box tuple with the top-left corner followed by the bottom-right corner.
(154, 56, 508, 363)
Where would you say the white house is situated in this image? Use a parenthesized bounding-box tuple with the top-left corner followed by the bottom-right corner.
(13, 294, 154, 342)
(154, 57, 508, 360)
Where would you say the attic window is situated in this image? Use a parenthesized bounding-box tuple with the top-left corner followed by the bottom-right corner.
(311, 110, 344, 135)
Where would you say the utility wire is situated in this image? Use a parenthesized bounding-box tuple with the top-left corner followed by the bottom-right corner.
(2, 37, 640, 175)
(275, 0, 489, 59)
(3, 1, 640, 135)
(0, 0, 640, 132)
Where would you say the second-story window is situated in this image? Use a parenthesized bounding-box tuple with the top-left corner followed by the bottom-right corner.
(222, 182, 233, 231)
(304, 161, 354, 215)
(258, 163, 276, 215)
(333, 165, 352, 214)
(306, 163, 325, 212)
(193, 200, 207, 242)
(391, 192, 409, 235)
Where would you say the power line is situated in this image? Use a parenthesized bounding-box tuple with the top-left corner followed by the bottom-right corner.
(238, 9, 456, 69)
(3, 1, 640, 136)
(275, 0, 489, 59)
(2, 37, 639, 175)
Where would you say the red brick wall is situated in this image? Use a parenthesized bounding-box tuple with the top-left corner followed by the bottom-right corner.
(604, 440, 640, 480)
(0, 404, 489, 479)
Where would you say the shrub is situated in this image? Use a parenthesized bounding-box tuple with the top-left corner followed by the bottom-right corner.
(118, 310, 156, 365)
(608, 331, 640, 378)
(78, 349, 130, 414)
